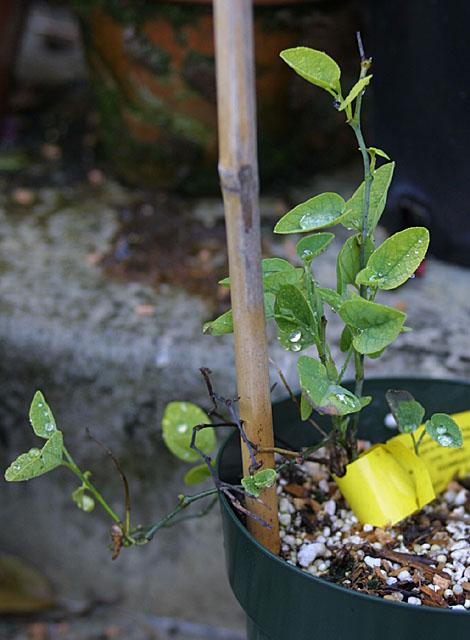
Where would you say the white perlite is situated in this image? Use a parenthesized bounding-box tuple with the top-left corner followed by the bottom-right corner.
(298, 542, 327, 568)
(278, 455, 470, 611)
(323, 500, 336, 517)
(364, 556, 381, 569)
(397, 570, 412, 582)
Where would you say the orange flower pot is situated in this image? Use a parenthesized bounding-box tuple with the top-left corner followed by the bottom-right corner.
(76, 0, 359, 192)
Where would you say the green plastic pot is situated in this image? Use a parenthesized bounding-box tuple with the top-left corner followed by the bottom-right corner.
(218, 378, 470, 639)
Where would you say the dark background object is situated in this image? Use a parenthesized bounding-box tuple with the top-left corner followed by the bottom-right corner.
(369, 0, 470, 266)
(0, 0, 28, 121)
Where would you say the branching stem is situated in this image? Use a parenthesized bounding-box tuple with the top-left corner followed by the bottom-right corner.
(62, 447, 121, 525)
(142, 489, 219, 541)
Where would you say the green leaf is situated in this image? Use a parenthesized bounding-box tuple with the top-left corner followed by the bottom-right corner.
(274, 285, 317, 352)
(360, 396, 372, 408)
(241, 468, 277, 498)
(339, 326, 352, 352)
(5, 431, 63, 482)
(317, 287, 343, 313)
(183, 464, 212, 486)
(367, 147, 390, 161)
(29, 391, 57, 439)
(72, 486, 95, 512)
(338, 75, 373, 112)
(296, 233, 334, 264)
(425, 414, 463, 448)
(297, 356, 362, 416)
(219, 258, 298, 288)
(280, 47, 341, 97)
(385, 390, 425, 434)
(336, 235, 374, 295)
(341, 162, 395, 233)
(162, 402, 215, 463)
(208, 260, 302, 336)
(300, 393, 313, 420)
(203, 310, 233, 336)
(338, 298, 406, 355)
(274, 193, 346, 234)
(263, 268, 303, 295)
(356, 227, 429, 290)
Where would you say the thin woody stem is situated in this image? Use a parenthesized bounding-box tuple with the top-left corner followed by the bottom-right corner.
(85, 428, 132, 536)
(142, 489, 218, 541)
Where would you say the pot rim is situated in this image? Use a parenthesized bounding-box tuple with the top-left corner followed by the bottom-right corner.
(218, 375, 470, 618)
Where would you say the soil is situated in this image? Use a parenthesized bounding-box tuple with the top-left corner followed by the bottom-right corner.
(277, 449, 470, 610)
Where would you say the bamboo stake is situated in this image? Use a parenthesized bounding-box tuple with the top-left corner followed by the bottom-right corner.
(213, 0, 280, 553)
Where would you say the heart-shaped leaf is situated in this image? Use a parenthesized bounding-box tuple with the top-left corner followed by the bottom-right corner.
(183, 463, 212, 486)
(385, 389, 425, 434)
(297, 356, 362, 416)
(274, 285, 317, 352)
(356, 227, 429, 290)
(425, 414, 463, 448)
(242, 468, 277, 498)
(162, 402, 215, 463)
(29, 391, 57, 439)
(296, 233, 335, 264)
(338, 298, 406, 355)
(5, 431, 63, 482)
(274, 193, 346, 234)
(341, 162, 395, 233)
(338, 75, 373, 112)
(280, 47, 341, 97)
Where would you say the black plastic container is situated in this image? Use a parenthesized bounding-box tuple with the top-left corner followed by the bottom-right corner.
(219, 378, 470, 639)
(369, 1, 470, 266)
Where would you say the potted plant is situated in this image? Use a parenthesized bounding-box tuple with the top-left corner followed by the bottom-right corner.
(5, 24, 470, 640)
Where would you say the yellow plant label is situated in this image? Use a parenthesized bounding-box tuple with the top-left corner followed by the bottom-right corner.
(335, 410, 470, 527)
(391, 410, 470, 493)
(335, 440, 435, 527)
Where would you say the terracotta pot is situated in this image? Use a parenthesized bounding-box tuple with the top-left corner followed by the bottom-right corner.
(77, 1, 359, 192)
